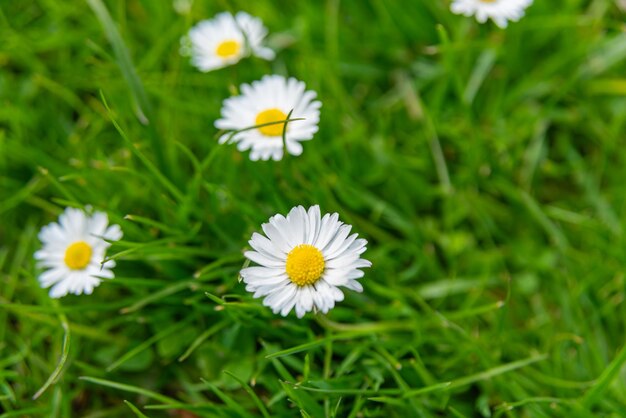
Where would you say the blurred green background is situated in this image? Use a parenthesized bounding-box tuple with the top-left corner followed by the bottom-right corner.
(2, 0, 626, 416)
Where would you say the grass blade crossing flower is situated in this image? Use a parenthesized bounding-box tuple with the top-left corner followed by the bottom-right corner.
(215, 75, 322, 161)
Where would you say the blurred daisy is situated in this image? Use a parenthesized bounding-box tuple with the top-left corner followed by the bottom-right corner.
(34, 207, 122, 298)
(181, 11, 275, 71)
(240, 205, 371, 318)
(451, 0, 533, 28)
(215, 75, 322, 161)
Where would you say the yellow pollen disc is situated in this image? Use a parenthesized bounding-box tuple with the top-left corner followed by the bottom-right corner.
(215, 40, 240, 58)
(479, 0, 497, 2)
(286, 244, 325, 286)
(64, 241, 92, 270)
(255, 108, 288, 137)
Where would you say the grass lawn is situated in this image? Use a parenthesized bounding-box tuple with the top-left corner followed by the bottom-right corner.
(2, 0, 626, 416)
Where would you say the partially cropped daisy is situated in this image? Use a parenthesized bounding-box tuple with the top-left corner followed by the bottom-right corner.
(240, 205, 371, 318)
(451, 0, 533, 28)
(215, 75, 322, 161)
(34, 207, 122, 298)
(181, 11, 275, 72)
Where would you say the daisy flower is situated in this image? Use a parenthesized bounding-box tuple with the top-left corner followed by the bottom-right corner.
(34, 207, 122, 298)
(215, 75, 322, 161)
(181, 11, 275, 72)
(450, 0, 533, 28)
(240, 205, 371, 318)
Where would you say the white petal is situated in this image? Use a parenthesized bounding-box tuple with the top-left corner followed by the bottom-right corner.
(38, 267, 67, 287)
(344, 280, 363, 292)
(323, 226, 353, 257)
(261, 221, 292, 253)
(49, 279, 70, 298)
(244, 251, 284, 268)
(88, 211, 109, 237)
(241, 266, 285, 280)
(38, 222, 65, 244)
(59, 207, 88, 240)
(103, 224, 123, 241)
(245, 274, 290, 288)
(286, 206, 307, 244)
(314, 213, 341, 250)
(305, 205, 321, 245)
(93, 267, 115, 279)
(250, 232, 286, 259)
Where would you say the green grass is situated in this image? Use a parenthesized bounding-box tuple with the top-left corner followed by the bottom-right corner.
(2, 0, 626, 416)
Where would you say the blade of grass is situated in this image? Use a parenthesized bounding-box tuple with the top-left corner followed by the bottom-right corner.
(581, 342, 626, 409)
(107, 317, 194, 372)
(79, 376, 178, 405)
(32, 310, 70, 400)
(124, 400, 151, 418)
(199, 378, 250, 417)
(85, 0, 151, 124)
(120, 280, 192, 314)
(402, 354, 548, 398)
(99, 91, 183, 202)
(224, 370, 271, 418)
(178, 321, 228, 362)
(463, 49, 497, 105)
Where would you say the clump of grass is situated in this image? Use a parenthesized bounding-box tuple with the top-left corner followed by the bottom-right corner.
(1, 1, 626, 417)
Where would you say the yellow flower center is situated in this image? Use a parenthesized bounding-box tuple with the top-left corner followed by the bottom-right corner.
(215, 40, 240, 58)
(479, 0, 497, 2)
(286, 244, 325, 286)
(255, 108, 288, 137)
(64, 241, 93, 270)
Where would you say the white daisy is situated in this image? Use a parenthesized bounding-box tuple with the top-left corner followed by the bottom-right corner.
(34, 207, 123, 298)
(215, 75, 322, 161)
(181, 11, 275, 72)
(240, 205, 371, 318)
(450, 0, 533, 28)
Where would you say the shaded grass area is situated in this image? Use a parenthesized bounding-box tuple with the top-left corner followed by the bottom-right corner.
(1, 0, 626, 416)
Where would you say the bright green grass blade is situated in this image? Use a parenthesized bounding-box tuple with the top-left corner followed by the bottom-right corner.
(123, 400, 151, 418)
(32, 312, 70, 400)
(463, 49, 497, 105)
(581, 343, 626, 409)
(224, 370, 271, 418)
(178, 321, 229, 362)
(98, 92, 183, 202)
(0, 407, 50, 417)
(107, 317, 193, 372)
(278, 380, 325, 418)
(199, 378, 251, 417)
(85, 0, 152, 124)
(119, 280, 192, 314)
(79, 376, 178, 405)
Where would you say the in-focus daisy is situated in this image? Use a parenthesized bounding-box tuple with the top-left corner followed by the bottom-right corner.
(451, 0, 533, 28)
(240, 205, 371, 318)
(181, 11, 275, 72)
(34, 207, 122, 298)
(215, 75, 322, 161)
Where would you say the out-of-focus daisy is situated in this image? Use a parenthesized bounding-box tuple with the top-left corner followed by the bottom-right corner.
(181, 11, 275, 72)
(215, 75, 322, 161)
(240, 205, 371, 318)
(451, 0, 533, 28)
(173, 0, 193, 15)
(34, 207, 122, 298)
